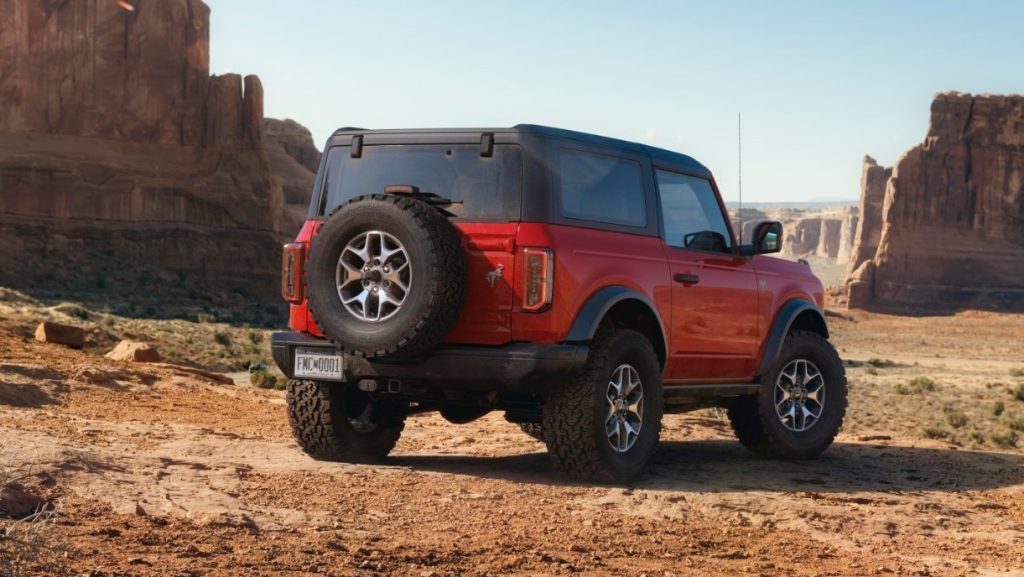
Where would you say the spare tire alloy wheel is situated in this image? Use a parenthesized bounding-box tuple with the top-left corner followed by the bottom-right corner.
(337, 230, 411, 322)
(305, 194, 467, 358)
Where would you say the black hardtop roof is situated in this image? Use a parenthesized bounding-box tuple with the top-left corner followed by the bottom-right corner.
(328, 124, 712, 178)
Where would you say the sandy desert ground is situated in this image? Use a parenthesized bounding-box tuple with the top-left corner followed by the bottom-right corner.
(2, 309, 1024, 576)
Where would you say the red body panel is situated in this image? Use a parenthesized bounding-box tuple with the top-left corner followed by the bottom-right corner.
(663, 247, 760, 382)
(286, 217, 824, 382)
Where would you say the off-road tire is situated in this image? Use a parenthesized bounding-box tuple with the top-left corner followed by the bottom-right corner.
(305, 194, 466, 358)
(517, 422, 545, 442)
(286, 379, 404, 462)
(728, 330, 847, 459)
(542, 329, 664, 484)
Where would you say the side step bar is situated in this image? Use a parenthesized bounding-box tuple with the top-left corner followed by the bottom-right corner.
(663, 383, 761, 399)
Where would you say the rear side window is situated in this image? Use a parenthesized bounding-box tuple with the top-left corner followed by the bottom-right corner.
(558, 150, 646, 227)
(656, 170, 733, 253)
(318, 144, 522, 220)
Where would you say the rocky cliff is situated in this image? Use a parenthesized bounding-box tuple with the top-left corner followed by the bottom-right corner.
(0, 0, 318, 320)
(847, 92, 1024, 311)
(846, 156, 891, 278)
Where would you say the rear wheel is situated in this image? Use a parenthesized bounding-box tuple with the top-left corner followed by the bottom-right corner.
(728, 331, 847, 459)
(286, 379, 404, 462)
(542, 329, 663, 484)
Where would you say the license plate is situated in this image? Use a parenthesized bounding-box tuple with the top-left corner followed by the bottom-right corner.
(293, 347, 345, 381)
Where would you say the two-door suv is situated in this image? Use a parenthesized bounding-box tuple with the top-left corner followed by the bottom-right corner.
(272, 125, 846, 483)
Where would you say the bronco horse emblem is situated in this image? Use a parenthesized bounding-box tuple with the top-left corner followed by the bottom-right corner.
(485, 264, 504, 287)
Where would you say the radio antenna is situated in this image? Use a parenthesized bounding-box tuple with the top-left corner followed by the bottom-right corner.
(738, 112, 743, 245)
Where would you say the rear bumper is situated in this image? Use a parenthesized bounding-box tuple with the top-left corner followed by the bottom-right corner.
(270, 332, 588, 392)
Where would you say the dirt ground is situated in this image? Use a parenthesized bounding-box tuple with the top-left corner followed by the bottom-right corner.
(2, 310, 1024, 576)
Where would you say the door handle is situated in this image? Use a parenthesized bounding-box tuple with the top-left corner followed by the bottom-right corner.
(674, 273, 700, 285)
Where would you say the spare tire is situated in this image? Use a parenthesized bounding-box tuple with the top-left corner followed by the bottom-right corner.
(305, 194, 466, 358)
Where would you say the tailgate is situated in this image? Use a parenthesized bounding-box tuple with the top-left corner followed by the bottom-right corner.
(444, 222, 518, 345)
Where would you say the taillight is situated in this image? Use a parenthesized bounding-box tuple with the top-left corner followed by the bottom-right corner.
(522, 247, 553, 312)
(281, 243, 305, 303)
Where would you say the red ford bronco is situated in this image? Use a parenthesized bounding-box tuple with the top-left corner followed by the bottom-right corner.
(272, 125, 846, 483)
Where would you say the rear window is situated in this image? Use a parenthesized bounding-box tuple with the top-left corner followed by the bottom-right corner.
(558, 150, 646, 227)
(318, 144, 522, 220)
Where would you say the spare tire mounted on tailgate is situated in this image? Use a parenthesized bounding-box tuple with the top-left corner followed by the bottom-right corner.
(305, 193, 467, 358)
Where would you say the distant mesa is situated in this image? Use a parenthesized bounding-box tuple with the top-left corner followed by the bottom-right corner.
(0, 0, 319, 313)
(846, 92, 1024, 312)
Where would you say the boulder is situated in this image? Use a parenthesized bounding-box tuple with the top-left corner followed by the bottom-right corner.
(34, 321, 85, 349)
(105, 340, 162, 363)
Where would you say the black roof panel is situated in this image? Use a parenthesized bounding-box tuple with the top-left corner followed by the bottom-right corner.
(328, 124, 711, 178)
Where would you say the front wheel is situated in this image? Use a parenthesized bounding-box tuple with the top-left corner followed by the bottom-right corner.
(287, 379, 404, 462)
(728, 331, 847, 459)
(542, 329, 664, 484)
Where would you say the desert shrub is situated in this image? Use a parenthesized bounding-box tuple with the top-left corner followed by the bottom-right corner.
(248, 331, 263, 345)
(1013, 383, 1024, 402)
(921, 426, 949, 440)
(907, 376, 937, 392)
(867, 358, 897, 368)
(1007, 413, 1024, 432)
(968, 430, 985, 444)
(213, 332, 231, 347)
(1010, 367, 1024, 378)
(250, 369, 277, 389)
(944, 408, 968, 429)
(272, 378, 287, 391)
(993, 401, 1005, 417)
(990, 430, 1018, 449)
(196, 313, 215, 323)
(865, 366, 878, 376)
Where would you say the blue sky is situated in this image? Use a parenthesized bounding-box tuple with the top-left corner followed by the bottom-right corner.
(206, 1, 1024, 203)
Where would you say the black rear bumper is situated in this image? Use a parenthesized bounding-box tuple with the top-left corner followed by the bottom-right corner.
(271, 332, 588, 392)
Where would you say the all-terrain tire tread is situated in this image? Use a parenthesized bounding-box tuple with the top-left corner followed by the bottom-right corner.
(286, 379, 403, 462)
(732, 330, 847, 459)
(727, 394, 772, 454)
(542, 329, 660, 483)
(517, 422, 545, 442)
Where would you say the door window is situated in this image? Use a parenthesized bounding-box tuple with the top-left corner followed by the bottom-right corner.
(656, 170, 732, 253)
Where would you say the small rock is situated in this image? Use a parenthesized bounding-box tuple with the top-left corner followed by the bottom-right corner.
(105, 340, 161, 363)
(76, 367, 114, 383)
(135, 503, 147, 516)
(34, 321, 85, 349)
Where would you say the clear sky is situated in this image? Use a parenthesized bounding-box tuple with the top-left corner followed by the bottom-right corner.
(206, 1, 1024, 203)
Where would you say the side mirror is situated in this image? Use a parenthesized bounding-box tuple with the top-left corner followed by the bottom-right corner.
(739, 221, 783, 256)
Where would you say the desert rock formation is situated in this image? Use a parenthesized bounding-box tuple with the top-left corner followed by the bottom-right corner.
(847, 156, 892, 278)
(0, 0, 317, 313)
(847, 92, 1024, 310)
(734, 206, 858, 263)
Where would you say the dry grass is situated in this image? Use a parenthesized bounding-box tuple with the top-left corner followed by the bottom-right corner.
(0, 458, 70, 577)
(0, 287, 281, 373)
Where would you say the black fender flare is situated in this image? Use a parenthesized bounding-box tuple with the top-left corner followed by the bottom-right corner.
(757, 298, 829, 375)
(565, 286, 667, 362)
